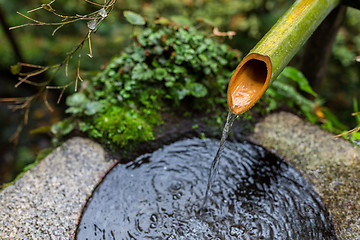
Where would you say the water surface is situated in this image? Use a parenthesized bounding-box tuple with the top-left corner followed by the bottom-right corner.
(77, 138, 336, 239)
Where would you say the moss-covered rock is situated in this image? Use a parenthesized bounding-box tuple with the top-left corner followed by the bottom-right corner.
(54, 22, 240, 149)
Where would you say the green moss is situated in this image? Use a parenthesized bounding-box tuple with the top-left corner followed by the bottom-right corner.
(52, 21, 240, 149)
(0, 147, 54, 191)
(91, 106, 160, 147)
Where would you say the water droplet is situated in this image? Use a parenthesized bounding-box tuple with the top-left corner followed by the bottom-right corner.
(99, 8, 107, 17)
(87, 20, 97, 30)
(150, 214, 158, 222)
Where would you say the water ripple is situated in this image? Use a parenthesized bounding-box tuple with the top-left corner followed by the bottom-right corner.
(77, 138, 337, 240)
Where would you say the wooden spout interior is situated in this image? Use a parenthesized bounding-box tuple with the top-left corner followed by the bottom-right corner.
(227, 53, 272, 115)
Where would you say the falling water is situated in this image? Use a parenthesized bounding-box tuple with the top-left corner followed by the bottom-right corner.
(202, 111, 237, 208)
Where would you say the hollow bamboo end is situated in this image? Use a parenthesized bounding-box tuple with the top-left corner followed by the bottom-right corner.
(227, 53, 272, 115)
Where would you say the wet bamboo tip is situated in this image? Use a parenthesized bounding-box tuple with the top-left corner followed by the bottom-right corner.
(227, 53, 272, 115)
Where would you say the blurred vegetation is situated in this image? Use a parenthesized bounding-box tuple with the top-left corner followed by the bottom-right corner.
(321, 7, 360, 126)
(52, 21, 239, 149)
(0, 0, 359, 184)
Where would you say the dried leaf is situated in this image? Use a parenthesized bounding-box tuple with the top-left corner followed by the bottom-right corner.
(213, 27, 236, 39)
(154, 17, 171, 25)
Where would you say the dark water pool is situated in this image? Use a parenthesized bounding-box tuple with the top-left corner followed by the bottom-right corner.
(76, 138, 337, 240)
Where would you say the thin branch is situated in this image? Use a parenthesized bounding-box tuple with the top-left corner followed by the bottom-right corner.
(85, 0, 104, 7)
(9, 124, 23, 146)
(65, 58, 70, 77)
(27, 0, 56, 13)
(9, 13, 90, 30)
(0, 97, 29, 102)
(43, 89, 54, 112)
(17, 62, 45, 68)
(88, 35, 93, 58)
(15, 78, 48, 87)
(75, 53, 85, 92)
(52, 23, 66, 36)
(335, 126, 360, 138)
(15, 66, 51, 87)
(27, 6, 44, 14)
(5, 0, 118, 143)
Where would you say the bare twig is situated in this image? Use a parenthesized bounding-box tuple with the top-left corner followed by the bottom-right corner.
(1, 0, 117, 143)
(85, 0, 104, 7)
(335, 126, 360, 138)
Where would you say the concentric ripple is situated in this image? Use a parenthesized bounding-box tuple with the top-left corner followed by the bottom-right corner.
(77, 138, 337, 240)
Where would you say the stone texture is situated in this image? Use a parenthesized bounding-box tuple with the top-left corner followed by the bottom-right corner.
(0, 137, 115, 239)
(251, 112, 360, 239)
(1, 112, 359, 239)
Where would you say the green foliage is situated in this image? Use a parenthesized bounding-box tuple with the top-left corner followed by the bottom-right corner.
(256, 66, 360, 143)
(280, 67, 317, 97)
(124, 11, 146, 25)
(51, 119, 76, 136)
(349, 131, 360, 145)
(88, 21, 238, 109)
(333, 33, 357, 67)
(260, 67, 318, 122)
(91, 106, 156, 147)
(53, 21, 239, 149)
(320, 108, 347, 133)
(10, 64, 21, 75)
(353, 99, 360, 125)
(337, 99, 360, 145)
(117, 0, 290, 41)
(258, 67, 346, 130)
(65, 93, 105, 116)
(320, 7, 360, 126)
(111, 0, 359, 129)
(3, 0, 358, 186)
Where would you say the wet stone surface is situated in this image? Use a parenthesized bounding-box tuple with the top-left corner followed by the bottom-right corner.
(251, 112, 360, 239)
(1, 112, 356, 239)
(77, 138, 336, 240)
(0, 137, 115, 239)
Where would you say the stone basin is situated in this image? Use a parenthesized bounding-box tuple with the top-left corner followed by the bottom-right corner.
(0, 112, 359, 239)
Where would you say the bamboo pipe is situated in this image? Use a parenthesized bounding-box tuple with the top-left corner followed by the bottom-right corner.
(227, 0, 340, 115)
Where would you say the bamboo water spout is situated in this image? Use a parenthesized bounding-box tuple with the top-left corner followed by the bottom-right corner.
(227, 0, 340, 115)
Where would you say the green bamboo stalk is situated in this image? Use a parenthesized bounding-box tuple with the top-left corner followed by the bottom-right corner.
(227, 0, 341, 115)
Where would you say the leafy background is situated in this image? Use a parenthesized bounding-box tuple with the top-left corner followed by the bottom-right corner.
(0, 0, 359, 183)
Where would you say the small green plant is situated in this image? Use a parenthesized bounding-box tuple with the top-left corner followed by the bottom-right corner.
(260, 66, 320, 121)
(52, 20, 240, 149)
(336, 99, 360, 145)
(2, 0, 117, 144)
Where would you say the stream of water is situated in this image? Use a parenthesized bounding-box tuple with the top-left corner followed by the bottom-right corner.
(202, 111, 237, 208)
